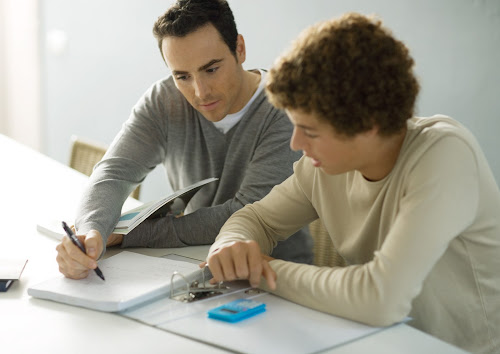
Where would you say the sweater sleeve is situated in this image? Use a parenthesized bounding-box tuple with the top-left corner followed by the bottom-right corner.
(121, 106, 305, 249)
(210, 136, 479, 327)
(75, 82, 168, 252)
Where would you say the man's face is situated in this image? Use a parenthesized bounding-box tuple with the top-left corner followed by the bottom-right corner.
(161, 23, 247, 122)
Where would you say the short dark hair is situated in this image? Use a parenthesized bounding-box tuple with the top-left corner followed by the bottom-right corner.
(153, 0, 238, 56)
(266, 13, 420, 137)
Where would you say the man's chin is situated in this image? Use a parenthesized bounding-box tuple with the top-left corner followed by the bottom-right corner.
(199, 111, 225, 122)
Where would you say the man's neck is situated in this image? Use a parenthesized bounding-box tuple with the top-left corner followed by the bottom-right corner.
(242, 69, 261, 104)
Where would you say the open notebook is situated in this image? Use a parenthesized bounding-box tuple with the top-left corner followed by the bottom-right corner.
(28, 251, 404, 353)
(27, 252, 204, 312)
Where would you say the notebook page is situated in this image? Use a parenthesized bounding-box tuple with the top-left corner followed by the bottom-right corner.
(28, 251, 200, 312)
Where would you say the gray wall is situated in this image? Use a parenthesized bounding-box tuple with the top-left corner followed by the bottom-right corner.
(41, 0, 500, 202)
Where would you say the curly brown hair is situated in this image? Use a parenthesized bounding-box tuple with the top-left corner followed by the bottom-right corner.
(266, 13, 419, 137)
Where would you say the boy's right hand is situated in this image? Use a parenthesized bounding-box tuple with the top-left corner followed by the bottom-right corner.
(206, 240, 277, 290)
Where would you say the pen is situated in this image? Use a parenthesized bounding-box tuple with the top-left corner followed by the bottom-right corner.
(61, 221, 105, 281)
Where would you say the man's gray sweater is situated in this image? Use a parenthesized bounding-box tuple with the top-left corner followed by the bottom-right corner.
(75, 76, 312, 263)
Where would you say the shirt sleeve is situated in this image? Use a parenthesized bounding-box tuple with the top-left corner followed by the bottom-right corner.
(75, 82, 168, 252)
(210, 135, 479, 327)
(122, 108, 304, 248)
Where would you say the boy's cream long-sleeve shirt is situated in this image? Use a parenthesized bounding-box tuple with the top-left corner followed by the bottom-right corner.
(210, 115, 500, 354)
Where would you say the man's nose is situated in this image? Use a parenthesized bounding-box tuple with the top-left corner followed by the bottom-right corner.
(194, 78, 210, 100)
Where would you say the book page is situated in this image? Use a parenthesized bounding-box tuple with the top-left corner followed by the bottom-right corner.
(155, 292, 395, 354)
(28, 251, 200, 312)
(0, 259, 28, 279)
(36, 219, 65, 240)
(114, 177, 218, 233)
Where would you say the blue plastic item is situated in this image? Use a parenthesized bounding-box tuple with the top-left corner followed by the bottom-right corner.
(207, 299, 266, 323)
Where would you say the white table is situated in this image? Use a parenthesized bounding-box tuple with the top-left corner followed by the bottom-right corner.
(0, 134, 466, 354)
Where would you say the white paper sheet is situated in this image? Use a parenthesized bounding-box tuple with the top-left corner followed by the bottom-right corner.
(28, 251, 200, 312)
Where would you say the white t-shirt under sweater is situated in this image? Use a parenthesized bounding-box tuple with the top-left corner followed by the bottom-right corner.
(210, 115, 500, 354)
(212, 69, 266, 134)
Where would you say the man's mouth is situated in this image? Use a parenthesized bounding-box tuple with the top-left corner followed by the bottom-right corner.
(198, 100, 220, 111)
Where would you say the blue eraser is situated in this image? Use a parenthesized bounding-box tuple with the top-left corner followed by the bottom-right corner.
(208, 299, 266, 323)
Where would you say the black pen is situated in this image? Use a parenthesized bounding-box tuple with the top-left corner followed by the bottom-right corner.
(61, 221, 105, 281)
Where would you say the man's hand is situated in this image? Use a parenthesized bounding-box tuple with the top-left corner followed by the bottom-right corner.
(205, 240, 277, 290)
(106, 233, 124, 246)
(55, 229, 104, 279)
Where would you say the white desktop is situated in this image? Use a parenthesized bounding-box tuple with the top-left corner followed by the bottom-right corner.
(0, 134, 466, 354)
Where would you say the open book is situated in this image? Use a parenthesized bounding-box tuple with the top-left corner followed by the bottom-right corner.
(113, 177, 218, 234)
(27, 252, 206, 312)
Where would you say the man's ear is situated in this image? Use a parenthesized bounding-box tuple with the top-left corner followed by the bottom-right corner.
(235, 34, 246, 64)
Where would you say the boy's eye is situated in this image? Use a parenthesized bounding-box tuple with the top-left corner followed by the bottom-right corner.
(304, 131, 318, 138)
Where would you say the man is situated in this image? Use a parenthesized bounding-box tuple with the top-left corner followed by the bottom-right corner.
(206, 13, 500, 354)
(56, 0, 312, 279)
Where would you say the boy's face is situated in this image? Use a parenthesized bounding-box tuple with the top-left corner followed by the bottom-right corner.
(161, 23, 247, 122)
(287, 109, 378, 177)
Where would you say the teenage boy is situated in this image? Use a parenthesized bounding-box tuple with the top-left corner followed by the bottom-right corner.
(207, 13, 500, 354)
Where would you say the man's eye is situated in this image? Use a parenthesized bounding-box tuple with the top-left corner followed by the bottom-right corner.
(175, 75, 188, 81)
(207, 67, 219, 73)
